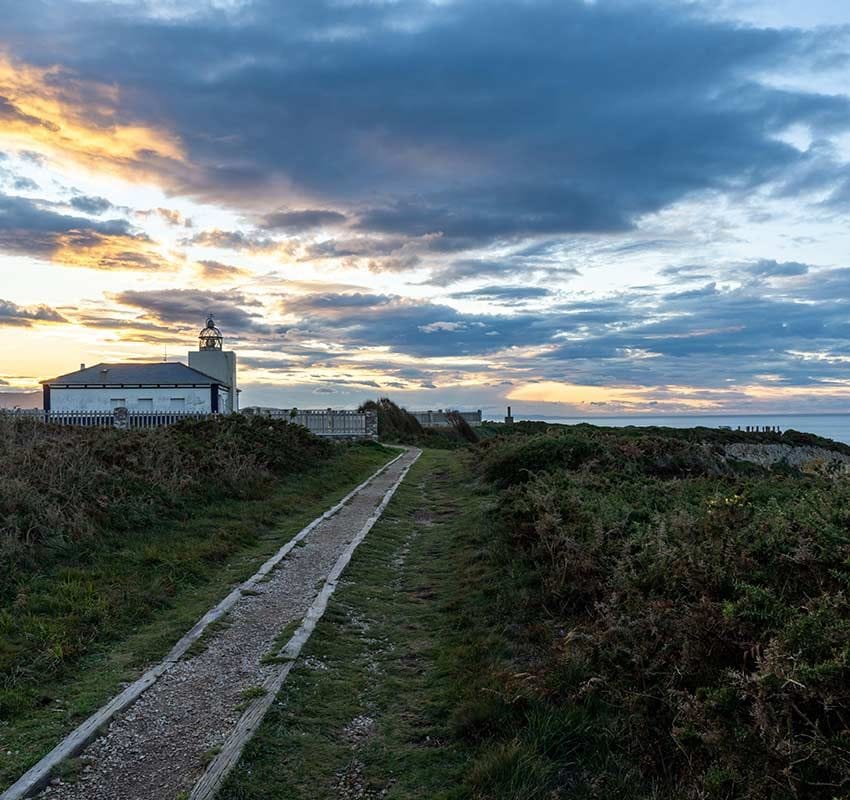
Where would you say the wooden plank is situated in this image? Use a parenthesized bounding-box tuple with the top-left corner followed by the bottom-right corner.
(188, 448, 420, 800)
(0, 448, 407, 800)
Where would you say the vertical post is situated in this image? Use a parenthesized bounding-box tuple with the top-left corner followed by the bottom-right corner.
(113, 407, 129, 431)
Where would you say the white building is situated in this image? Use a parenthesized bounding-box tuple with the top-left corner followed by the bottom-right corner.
(41, 317, 239, 414)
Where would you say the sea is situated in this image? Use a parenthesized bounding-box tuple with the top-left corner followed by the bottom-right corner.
(498, 414, 850, 445)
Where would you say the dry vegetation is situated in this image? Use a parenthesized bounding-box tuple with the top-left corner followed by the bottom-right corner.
(0, 413, 352, 733)
(0, 413, 332, 576)
(462, 426, 850, 799)
(358, 397, 478, 446)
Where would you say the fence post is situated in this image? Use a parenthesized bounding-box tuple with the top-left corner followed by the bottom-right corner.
(113, 407, 129, 431)
(365, 410, 378, 441)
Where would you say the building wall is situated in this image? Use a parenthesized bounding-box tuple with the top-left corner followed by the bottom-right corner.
(188, 350, 237, 412)
(49, 386, 216, 413)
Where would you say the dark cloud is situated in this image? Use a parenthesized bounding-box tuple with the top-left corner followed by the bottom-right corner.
(279, 291, 560, 357)
(747, 259, 810, 277)
(261, 209, 346, 232)
(3, 0, 848, 252)
(425, 257, 579, 286)
(19, 150, 46, 166)
(660, 264, 715, 281)
(136, 207, 191, 226)
(112, 288, 267, 334)
(662, 283, 719, 301)
(0, 192, 145, 264)
(188, 228, 277, 251)
(448, 285, 553, 304)
(0, 192, 128, 245)
(0, 298, 67, 326)
(69, 194, 112, 214)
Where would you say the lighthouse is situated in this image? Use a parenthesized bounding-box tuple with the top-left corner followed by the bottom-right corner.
(188, 316, 239, 413)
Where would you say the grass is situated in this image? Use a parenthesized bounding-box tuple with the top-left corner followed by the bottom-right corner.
(260, 620, 301, 665)
(11, 422, 844, 797)
(465, 426, 850, 799)
(218, 449, 486, 799)
(219, 425, 850, 800)
(0, 413, 336, 579)
(0, 441, 396, 791)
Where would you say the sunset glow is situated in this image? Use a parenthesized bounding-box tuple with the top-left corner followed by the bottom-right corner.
(2, 1, 850, 416)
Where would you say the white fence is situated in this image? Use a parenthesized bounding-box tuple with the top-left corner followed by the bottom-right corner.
(409, 409, 483, 427)
(242, 408, 377, 440)
(4, 407, 378, 440)
(7, 409, 210, 429)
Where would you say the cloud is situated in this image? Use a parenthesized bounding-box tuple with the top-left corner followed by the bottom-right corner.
(196, 259, 250, 279)
(449, 285, 553, 303)
(261, 209, 346, 232)
(136, 207, 191, 226)
(0, 297, 67, 326)
(112, 288, 267, 334)
(69, 194, 112, 214)
(746, 259, 810, 277)
(3, 2, 850, 412)
(425, 257, 579, 286)
(188, 228, 279, 252)
(0, 53, 187, 185)
(279, 291, 560, 357)
(0, 191, 171, 269)
(1, 0, 847, 247)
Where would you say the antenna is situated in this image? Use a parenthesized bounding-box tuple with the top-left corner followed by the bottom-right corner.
(163, 344, 168, 362)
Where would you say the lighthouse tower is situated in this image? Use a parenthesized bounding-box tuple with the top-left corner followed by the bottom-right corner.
(188, 316, 238, 412)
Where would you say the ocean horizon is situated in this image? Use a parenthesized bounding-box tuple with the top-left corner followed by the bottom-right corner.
(490, 413, 850, 445)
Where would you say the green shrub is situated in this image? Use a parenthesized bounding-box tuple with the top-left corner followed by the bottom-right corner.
(358, 397, 470, 448)
(468, 427, 850, 799)
(0, 414, 332, 579)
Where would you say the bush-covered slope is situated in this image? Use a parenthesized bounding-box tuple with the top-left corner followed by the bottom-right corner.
(0, 413, 332, 577)
(465, 427, 850, 799)
(0, 415, 391, 747)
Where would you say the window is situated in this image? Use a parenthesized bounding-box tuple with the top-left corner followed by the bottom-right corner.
(170, 397, 186, 409)
(110, 398, 126, 409)
(137, 398, 153, 410)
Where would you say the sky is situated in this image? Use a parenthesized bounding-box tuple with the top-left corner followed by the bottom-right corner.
(1, 0, 850, 417)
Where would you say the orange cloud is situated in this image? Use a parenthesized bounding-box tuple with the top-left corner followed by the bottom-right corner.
(53, 231, 177, 272)
(0, 53, 185, 181)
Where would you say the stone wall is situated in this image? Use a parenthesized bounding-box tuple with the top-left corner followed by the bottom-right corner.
(725, 442, 850, 473)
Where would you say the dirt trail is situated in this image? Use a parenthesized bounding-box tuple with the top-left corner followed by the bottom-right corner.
(34, 448, 419, 800)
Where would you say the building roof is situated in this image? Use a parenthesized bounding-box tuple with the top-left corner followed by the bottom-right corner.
(42, 362, 228, 387)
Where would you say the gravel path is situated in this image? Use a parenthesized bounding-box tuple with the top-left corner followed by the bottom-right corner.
(36, 449, 418, 800)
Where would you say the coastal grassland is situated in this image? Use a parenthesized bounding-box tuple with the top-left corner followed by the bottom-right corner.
(0, 413, 395, 789)
(219, 448, 485, 800)
(219, 428, 850, 800)
(463, 428, 850, 799)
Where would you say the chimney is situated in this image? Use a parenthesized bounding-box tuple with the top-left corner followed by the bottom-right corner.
(80, 363, 85, 370)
